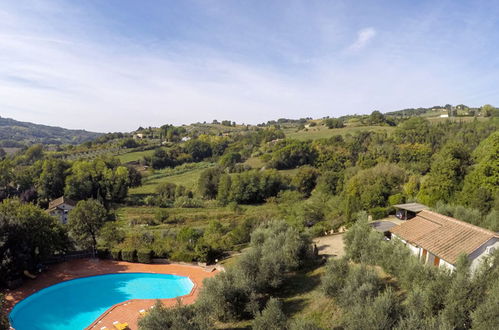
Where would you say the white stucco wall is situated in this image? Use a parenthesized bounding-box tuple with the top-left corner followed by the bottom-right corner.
(439, 259, 456, 272)
(469, 237, 499, 273)
(391, 233, 498, 273)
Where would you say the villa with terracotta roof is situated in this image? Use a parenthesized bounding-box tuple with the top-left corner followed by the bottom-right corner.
(390, 210, 499, 272)
(47, 196, 76, 224)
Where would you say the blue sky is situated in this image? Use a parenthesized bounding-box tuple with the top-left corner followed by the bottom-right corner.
(1, 0, 499, 132)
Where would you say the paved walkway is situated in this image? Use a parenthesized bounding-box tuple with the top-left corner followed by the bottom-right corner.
(4, 259, 218, 330)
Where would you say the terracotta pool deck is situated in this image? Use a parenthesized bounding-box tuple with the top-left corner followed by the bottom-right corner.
(4, 259, 219, 330)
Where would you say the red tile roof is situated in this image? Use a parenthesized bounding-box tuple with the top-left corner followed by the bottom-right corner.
(48, 196, 76, 210)
(390, 210, 499, 264)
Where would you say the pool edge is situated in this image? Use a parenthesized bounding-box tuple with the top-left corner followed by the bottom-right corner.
(85, 276, 198, 330)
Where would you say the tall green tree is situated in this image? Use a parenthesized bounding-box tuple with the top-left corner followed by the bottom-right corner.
(460, 131, 499, 213)
(198, 167, 223, 199)
(68, 199, 107, 255)
(418, 142, 470, 206)
(291, 166, 319, 197)
(38, 158, 69, 202)
(0, 199, 69, 284)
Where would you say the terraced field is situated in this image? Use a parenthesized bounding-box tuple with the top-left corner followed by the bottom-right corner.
(128, 162, 214, 195)
(117, 149, 155, 163)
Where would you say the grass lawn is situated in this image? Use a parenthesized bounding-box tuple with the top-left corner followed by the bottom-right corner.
(244, 156, 265, 169)
(285, 125, 395, 140)
(117, 149, 154, 163)
(129, 162, 214, 195)
(278, 167, 301, 177)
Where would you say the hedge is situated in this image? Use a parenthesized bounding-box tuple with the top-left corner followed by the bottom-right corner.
(97, 248, 109, 259)
(111, 248, 122, 261)
(122, 249, 137, 262)
(369, 206, 394, 220)
(137, 249, 153, 264)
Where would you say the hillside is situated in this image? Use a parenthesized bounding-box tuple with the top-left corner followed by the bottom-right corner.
(0, 116, 102, 146)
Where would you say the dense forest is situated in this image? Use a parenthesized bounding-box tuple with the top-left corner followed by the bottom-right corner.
(0, 116, 102, 146)
(0, 107, 498, 329)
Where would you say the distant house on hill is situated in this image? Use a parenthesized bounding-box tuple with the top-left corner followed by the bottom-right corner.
(393, 202, 429, 220)
(390, 210, 499, 272)
(47, 196, 76, 224)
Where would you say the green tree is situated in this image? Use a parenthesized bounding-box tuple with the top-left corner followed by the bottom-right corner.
(267, 140, 316, 169)
(217, 170, 286, 205)
(68, 199, 107, 255)
(343, 163, 406, 218)
(184, 140, 212, 162)
(418, 143, 470, 206)
(198, 167, 223, 199)
(323, 118, 344, 129)
(0, 199, 69, 284)
(321, 257, 349, 297)
(471, 279, 499, 329)
(365, 110, 388, 125)
(38, 158, 69, 202)
(394, 117, 431, 144)
(64, 160, 101, 200)
(441, 254, 481, 329)
(460, 131, 499, 213)
(343, 289, 400, 330)
(219, 152, 242, 168)
(291, 166, 319, 197)
(252, 298, 287, 330)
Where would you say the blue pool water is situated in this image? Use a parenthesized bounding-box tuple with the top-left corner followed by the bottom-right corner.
(9, 272, 194, 330)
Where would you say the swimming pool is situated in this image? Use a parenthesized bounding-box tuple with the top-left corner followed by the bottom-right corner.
(9, 272, 194, 330)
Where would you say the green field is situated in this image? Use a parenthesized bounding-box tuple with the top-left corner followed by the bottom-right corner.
(285, 125, 395, 140)
(129, 162, 214, 195)
(244, 156, 265, 169)
(117, 149, 155, 163)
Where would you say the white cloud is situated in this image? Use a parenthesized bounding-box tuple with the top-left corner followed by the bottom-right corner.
(0, 3, 488, 132)
(348, 27, 377, 51)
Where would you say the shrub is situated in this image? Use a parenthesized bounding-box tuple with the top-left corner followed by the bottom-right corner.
(369, 206, 393, 220)
(173, 196, 204, 208)
(111, 248, 122, 261)
(138, 301, 209, 330)
(0, 294, 9, 330)
(154, 209, 169, 223)
(121, 249, 137, 262)
(137, 249, 153, 264)
(388, 193, 405, 205)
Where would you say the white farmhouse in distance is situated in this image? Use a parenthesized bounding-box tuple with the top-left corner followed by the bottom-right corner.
(47, 196, 76, 224)
(390, 210, 499, 272)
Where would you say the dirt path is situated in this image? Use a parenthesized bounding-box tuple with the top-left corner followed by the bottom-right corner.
(313, 234, 345, 258)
